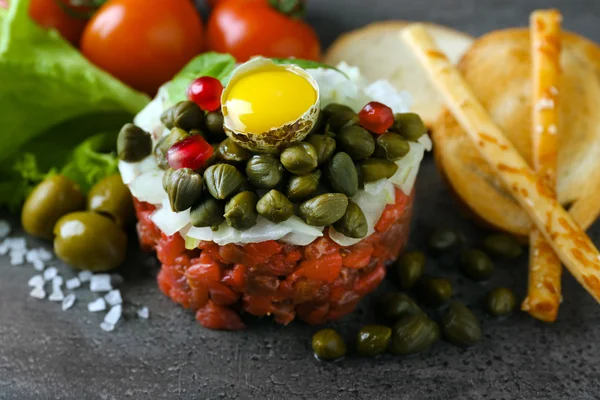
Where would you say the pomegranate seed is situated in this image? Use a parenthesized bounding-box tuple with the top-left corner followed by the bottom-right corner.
(187, 76, 223, 111)
(358, 101, 394, 134)
(167, 135, 214, 170)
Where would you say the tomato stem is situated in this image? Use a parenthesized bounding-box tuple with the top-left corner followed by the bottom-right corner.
(268, 0, 306, 18)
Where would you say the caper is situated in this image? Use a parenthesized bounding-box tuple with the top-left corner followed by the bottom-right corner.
(163, 101, 204, 132)
(395, 251, 426, 289)
(305, 134, 336, 165)
(418, 277, 453, 307)
(326, 106, 359, 132)
(163, 168, 204, 212)
(246, 155, 284, 189)
(154, 128, 190, 169)
(357, 158, 398, 183)
(322, 103, 355, 118)
(312, 329, 347, 361)
(217, 138, 253, 163)
(204, 111, 226, 142)
(256, 190, 294, 223)
(299, 193, 348, 226)
(357, 325, 392, 356)
(280, 142, 318, 175)
(390, 113, 426, 141)
(224, 191, 258, 230)
(378, 292, 421, 321)
(428, 227, 462, 253)
(87, 174, 133, 227)
(203, 164, 245, 200)
(484, 287, 516, 317)
(460, 249, 494, 281)
(483, 233, 523, 260)
(21, 175, 85, 240)
(117, 123, 152, 162)
(333, 200, 367, 238)
(375, 132, 410, 161)
(326, 152, 358, 197)
(53, 211, 127, 272)
(286, 170, 321, 201)
(441, 302, 482, 347)
(336, 126, 375, 160)
(190, 195, 225, 228)
(389, 313, 440, 355)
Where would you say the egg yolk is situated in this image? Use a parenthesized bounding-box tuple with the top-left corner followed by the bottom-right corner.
(225, 69, 317, 134)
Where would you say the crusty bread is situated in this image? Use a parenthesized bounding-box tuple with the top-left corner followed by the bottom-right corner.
(433, 28, 600, 236)
(324, 21, 474, 127)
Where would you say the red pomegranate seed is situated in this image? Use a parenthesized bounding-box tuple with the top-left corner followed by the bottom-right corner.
(187, 76, 223, 111)
(167, 135, 213, 170)
(358, 101, 394, 134)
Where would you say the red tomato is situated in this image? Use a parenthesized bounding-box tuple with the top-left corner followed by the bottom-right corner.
(28, 0, 89, 46)
(207, 0, 321, 62)
(81, 0, 204, 95)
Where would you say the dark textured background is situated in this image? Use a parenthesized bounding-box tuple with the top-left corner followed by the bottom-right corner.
(2, 1, 600, 399)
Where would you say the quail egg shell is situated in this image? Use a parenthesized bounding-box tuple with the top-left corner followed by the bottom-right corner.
(221, 57, 320, 153)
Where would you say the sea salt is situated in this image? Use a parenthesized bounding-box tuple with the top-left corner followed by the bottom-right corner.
(65, 277, 81, 290)
(62, 294, 76, 311)
(32, 259, 45, 271)
(137, 307, 150, 319)
(104, 290, 123, 306)
(49, 289, 65, 302)
(6, 237, 26, 251)
(0, 220, 10, 239)
(43, 267, 58, 281)
(0, 242, 8, 255)
(104, 305, 122, 325)
(90, 274, 112, 292)
(35, 248, 53, 262)
(28, 275, 44, 287)
(52, 276, 63, 290)
(10, 252, 25, 266)
(78, 270, 93, 283)
(29, 286, 46, 299)
(100, 322, 115, 332)
(87, 298, 107, 312)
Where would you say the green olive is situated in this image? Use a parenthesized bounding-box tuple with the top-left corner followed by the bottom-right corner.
(280, 142, 318, 175)
(389, 113, 426, 141)
(163, 168, 204, 212)
(389, 313, 440, 355)
(203, 164, 245, 200)
(418, 277, 453, 307)
(21, 175, 85, 240)
(428, 227, 462, 253)
(117, 123, 152, 162)
(305, 134, 336, 165)
(375, 132, 410, 161)
(190, 195, 225, 228)
(154, 128, 191, 170)
(312, 328, 347, 361)
(483, 233, 523, 260)
(286, 170, 321, 201)
(87, 174, 133, 227)
(460, 249, 494, 281)
(333, 200, 367, 238)
(299, 193, 348, 226)
(162, 101, 204, 132)
(356, 325, 392, 356)
(484, 287, 517, 317)
(337, 126, 375, 160)
(53, 211, 127, 272)
(357, 158, 399, 183)
(256, 190, 294, 223)
(326, 152, 359, 197)
(217, 138, 253, 163)
(204, 111, 226, 142)
(395, 251, 426, 289)
(224, 191, 258, 230)
(246, 155, 284, 189)
(441, 302, 482, 347)
(378, 292, 421, 321)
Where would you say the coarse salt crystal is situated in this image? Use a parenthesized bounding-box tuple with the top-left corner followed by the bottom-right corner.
(87, 298, 107, 312)
(49, 289, 65, 302)
(10, 253, 25, 266)
(52, 276, 63, 289)
(7, 237, 26, 251)
(62, 294, 76, 311)
(32, 259, 45, 271)
(90, 274, 112, 292)
(104, 290, 123, 306)
(65, 278, 81, 290)
(104, 305, 122, 325)
(137, 307, 150, 319)
(43, 267, 58, 281)
(26, 249, 39, 263)
(0, 220, 10, 239)
(28, 275, 44, 287)
(30, 286, 46, 299)
(36, 248, 53, 262)
(100, 322, 115, 332)
(0, 242, 8, 255)
(78, 270, 93, 283)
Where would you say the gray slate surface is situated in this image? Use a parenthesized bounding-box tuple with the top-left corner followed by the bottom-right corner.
(2, 1, 600, 399)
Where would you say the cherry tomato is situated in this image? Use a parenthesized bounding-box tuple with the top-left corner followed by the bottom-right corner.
(81, 0, 204, 95)
(28, 0, 90, 46)
(207, 0, 321, 62)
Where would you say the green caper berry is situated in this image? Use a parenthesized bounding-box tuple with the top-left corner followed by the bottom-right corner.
(204, 111, 226, 142)
(256, 190, 294, 223)
(390, 113, 426, 141)
(357, 158, 399, 183)
(441, 302, 482, 347)
(299, 193, 348, 226)
(224, 191, 258, 230)
(117, 123, 152, 162)
(280, 142, 318, 175)
(305, 134, 336, 165)
(375, 132, 410, 161)
(170, 101, 205, 131)
(190, 196, 225, 228)
(332, 200, 367, 238)
(217, 138, 253, 163)
(312, 329, 347, 361)
(203, 164, 245, 200)
(162, 168, 204, 212)
(418, 277, 453, 307)
(246, 155, 284, 189)
(395, 251, 426, 289)
(483, 233, 523, 260)
(286, 170, 321, 201)
(356, 325, 392, 356)
(428, 227, 462, 253)
(326, 152, 359, 197)
(484, 288, 517, 317)
(460, 249, 494, 281)
(378, 292, 421, 321)
(389, 314, 440, 355)
(337, 125, 375, 160)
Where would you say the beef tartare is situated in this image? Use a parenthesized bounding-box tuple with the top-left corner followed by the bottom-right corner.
(118, 55, 431, 329)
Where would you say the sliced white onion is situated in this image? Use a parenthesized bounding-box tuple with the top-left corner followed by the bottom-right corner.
(364, 179, 388, 196)
(186, 226, 215, 242)
(212, 224, 242, 246)
(185, 236, 201, 250)
(150, 200, 191, 237)
(277, 216, 324, 246)
(238, 217, 292, 244)
(418, 134, 433, 151)
(118, 156, 158, 185)
(390, 141, 425, 195)
(128, 170, 166, 204)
